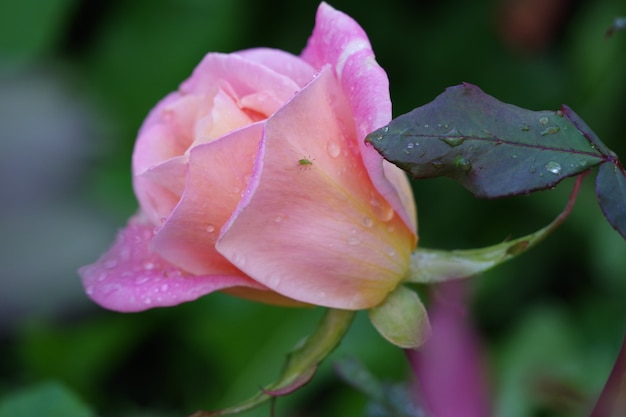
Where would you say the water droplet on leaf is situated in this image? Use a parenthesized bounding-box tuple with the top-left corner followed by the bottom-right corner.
(540, 126, 560, 136)
(545, 161, 562, 175)
(539, 116, 549, 125)
(454, 156, 472, 172)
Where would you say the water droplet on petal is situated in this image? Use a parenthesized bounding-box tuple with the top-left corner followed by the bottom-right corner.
(545, 161, 562, 175)
(232, 253, 246, 267)
(274, 216, 283, 223)
(206, 224, 215, 233)
(135, 276, 150, 285)
(370, 196, 394, 222)
(327, 141, 341, 158)
(362, 217, 374, 228)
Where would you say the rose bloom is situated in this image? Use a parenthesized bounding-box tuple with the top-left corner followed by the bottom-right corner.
(79, 2, 417, 312)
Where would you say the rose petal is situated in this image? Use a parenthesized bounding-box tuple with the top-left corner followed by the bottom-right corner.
(152, 123, 263, 275)
(301, 3, 416, 233)
(181, 53, 301, 109)
(217, 68, 416, 310)
(79, 214, 265, 312)
(235, 48, 316, 88)
(134, 156, 188, 226)
(134, 93, 214, 176)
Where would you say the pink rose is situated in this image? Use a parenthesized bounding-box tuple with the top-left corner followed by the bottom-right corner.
(79, 2, 417, 312)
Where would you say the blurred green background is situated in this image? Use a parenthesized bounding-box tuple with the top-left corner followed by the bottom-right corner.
(1, 0, 625, 416)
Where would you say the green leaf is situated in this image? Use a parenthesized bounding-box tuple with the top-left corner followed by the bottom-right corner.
(0, 381, 95, 417)
(190, 308, 355, 416)
(366, 83, 608, 198)
(596, 162, 626, 240)
(368, 286, 430, 349)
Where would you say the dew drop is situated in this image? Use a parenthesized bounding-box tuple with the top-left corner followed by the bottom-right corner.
(370, 196, 394, 222)
(545, 161, 562, 175)
(135, 276, 150, 285)
(274, 216, 283, 223)
(232, 253, 246, 267)
(406, 142, 414, 149)
(439, 135, 465, 147)
(540, 126, 560, 136)
(362, 217, 374, 228)
(539, 116, 549, 125)
(424, 124, 430, 128)
(529, 165, 537, 173)
(431, 160, 444, 169)
(206, 224, 216, 233)
(520, 124, 530, 131)
(382, 126, 389, 133)
(454, 156, 472, 172)
(327, 141, 341, 158)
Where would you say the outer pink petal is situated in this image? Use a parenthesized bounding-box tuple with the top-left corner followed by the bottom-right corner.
(151, 123, 263, 275)
(301, 3, 415, 232)
(133, 155, 187, 226)
(235, 48, 316, 88)
(217, 68, 415, 310)
(78, 214, 266, 312)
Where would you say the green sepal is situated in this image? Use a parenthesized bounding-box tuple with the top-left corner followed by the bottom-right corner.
(405, 193, 573, 284)
(190, 308, 355, 416)
(369, 285, 431, 349)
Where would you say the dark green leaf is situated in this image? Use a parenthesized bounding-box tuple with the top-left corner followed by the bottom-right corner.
(596, 162, 626, 240)
(0, 381, 95, 417)
(366, 83, 608, 198)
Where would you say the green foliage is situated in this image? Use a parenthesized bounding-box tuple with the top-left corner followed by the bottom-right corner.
(0, 381, 95, 417)
(367, 84, 626, 239)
